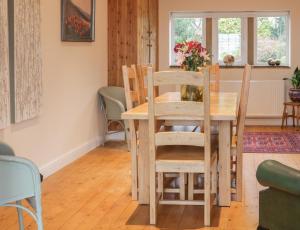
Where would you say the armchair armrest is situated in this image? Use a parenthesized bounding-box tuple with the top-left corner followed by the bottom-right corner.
(256, 160, 300, 196)
(101, 93, 126, 112)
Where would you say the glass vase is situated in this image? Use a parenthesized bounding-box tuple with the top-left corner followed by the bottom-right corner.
(180, 85, 203, 102)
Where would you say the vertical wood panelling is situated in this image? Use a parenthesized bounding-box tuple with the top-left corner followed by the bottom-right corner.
(10, 0, 42, 123)
(0, 0, 10, 129)
(108, 0, 138, 87)
(108, 0, 158, 87)
(148, 0, 158, 69)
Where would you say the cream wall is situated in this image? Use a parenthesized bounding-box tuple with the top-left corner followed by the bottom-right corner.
(159, 0, 300, 80)
(0, 0, 107, 176)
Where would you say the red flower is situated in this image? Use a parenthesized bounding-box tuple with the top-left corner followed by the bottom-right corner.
(174, 42, 184, 53)
(186, 41, 203, 53)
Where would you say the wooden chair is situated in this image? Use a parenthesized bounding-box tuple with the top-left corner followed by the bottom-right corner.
(147, 67, 218, 226)
(136, 64, 186, 198)
(123, 64, 182, 200)
(122, 65, 141, 200)
(136, 65, 148, 104)
(231, 64, 252, 201)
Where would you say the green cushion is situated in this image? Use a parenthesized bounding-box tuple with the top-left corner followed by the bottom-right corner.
(257, 160, 300, 196)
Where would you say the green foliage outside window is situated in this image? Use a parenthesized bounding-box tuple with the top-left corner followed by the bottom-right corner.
(218, 18, 241, 34)
(257, 16, 288, 64)
(174, 18, 204, 43)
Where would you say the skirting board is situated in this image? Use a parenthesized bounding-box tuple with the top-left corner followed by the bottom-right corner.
(39, 136, 104, 178)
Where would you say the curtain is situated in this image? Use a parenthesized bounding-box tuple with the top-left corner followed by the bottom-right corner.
(0, 0, 10, 129)
(12, 0, 42, 123)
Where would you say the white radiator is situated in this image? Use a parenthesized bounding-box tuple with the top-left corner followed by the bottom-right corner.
(220, 80, 285, 118)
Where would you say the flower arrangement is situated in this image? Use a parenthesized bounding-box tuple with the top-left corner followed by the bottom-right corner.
(174, 41, 210, 71)
(65, 16, 91, 37)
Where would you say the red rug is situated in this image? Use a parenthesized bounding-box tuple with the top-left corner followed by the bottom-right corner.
(244, 132, 300, 153)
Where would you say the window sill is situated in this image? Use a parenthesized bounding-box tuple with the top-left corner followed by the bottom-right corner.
(169, 65, 291, 69)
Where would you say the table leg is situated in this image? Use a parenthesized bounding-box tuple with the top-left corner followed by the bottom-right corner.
(218, 120, 231, 206)
(138, 120, 150, 204)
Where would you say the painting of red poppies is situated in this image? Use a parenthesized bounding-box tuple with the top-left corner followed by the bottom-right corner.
(61, 0, 95, 41)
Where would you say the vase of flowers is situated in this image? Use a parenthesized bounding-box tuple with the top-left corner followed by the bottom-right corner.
(174, 41, 210, 101)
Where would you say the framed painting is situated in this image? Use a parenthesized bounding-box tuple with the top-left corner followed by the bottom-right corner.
(61, 0, 95, 42)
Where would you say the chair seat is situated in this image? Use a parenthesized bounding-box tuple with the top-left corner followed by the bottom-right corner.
(156, 144, 217, 173)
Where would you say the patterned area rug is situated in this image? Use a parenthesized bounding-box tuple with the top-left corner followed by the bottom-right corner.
(244, 132, 300, 153)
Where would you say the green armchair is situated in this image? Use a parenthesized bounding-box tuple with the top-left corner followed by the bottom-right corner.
(256, 160, 300, 230)
(98, 86, 130, 147)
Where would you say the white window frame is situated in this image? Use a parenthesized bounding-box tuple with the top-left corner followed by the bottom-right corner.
(253, 11, 291, 66)
(169, 12, 206, 66)
(169, 11, 291, 67)
(212, 15, 248, 66)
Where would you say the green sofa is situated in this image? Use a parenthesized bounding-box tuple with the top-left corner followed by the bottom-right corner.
(256, 160, 300, 230)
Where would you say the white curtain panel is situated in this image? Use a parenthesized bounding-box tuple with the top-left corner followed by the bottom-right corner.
(12, 0, 42, 123)
(0, 0, 10, 129)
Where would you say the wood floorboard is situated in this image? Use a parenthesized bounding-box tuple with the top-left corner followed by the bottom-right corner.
(1, 126, 300, 229)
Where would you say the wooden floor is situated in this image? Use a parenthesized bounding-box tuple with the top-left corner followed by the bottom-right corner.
(1, 127, 300, 230)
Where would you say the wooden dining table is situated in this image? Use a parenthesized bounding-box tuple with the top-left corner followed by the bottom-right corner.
(122, 92, 238, 207)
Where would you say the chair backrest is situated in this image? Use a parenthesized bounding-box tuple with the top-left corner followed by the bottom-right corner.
(136, 65, 149, 104)
(147, 67, 211, 157)
(236, 64, 252, 149)
(0, 142, 15, 156)
(98, 86, 126, 120)
(122, 65, 141, 110)
(210, 64, 220, 92)
(0, 155, 41, 205)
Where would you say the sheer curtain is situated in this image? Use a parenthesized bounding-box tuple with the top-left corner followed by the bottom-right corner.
(0, 0, 10, 129)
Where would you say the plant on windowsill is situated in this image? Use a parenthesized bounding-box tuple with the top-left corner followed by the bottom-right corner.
(289, 67, 300, 102)
(174, 41, 211, 101)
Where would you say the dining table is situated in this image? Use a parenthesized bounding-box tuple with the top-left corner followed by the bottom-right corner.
(122, 91, 238, 207)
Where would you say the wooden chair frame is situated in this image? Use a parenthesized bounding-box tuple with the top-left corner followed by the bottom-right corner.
(148, 67, 217, 226)
(231, 64, 252, 201)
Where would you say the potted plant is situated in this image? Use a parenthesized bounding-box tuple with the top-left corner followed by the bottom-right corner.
(174, 41, 211, 101)
(289, 67, 300, 102)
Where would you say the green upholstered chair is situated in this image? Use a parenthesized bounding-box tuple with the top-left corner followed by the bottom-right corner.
(256, 160, 300, 230)
(0, 142, 43, 230)
(98, 86, 130, 147)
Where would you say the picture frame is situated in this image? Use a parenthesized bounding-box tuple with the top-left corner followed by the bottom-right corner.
(61, 0, 95, 42)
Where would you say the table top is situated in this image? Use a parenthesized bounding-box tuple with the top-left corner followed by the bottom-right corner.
(122, 92, 238, 121)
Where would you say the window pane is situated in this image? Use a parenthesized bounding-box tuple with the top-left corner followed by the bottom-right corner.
(171, 18, 204, 65)
(174, 18, 204, 43)
(256, 16, 288, 65)
(218, 18, 242, 63)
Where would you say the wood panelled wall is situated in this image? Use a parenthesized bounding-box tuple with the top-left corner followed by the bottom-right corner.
(108, 0, 158, 87)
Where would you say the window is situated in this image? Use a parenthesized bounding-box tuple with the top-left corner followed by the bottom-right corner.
(214, 17, 247, 65)
(255, 14, 290, 66)
(170, 13, 206, 65)
(169, 11, 291, 67)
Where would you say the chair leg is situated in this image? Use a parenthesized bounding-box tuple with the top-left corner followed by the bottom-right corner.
(16, 201, 24, 230)
(236, 148, 243, 202)
(179, 173, 185, 200)
(150, 169, 157, 225)
(36, 202, 43, 230)
(188, 173, 194, 200)
(212, 158, 217, 194)
(204, 168, 211, 226)
(158, 173, 164, 194)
